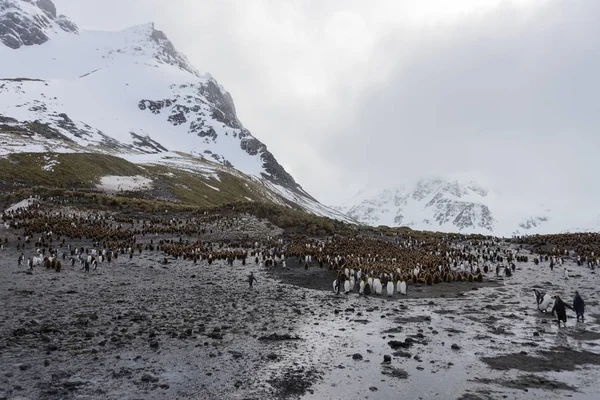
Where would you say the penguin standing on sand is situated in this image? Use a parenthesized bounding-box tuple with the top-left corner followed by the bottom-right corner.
(344, 279, 351, 294)
(386, 280, 394, 297)
(248, 272, 257, 288)
(573, 291, 585, 321)
(334, 272, 343, 294)
(364, 281, 372, 295)
(373, 278, 383, 295)
(359, 279, 365, 295)
(551, 295, 574, 327)
(399, 280, 407, 295)
(563, 268, 569, 280)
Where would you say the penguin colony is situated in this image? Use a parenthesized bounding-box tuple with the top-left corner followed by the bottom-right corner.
(1, 200, 288, 273)
(2, 197, 596, 318)
(287, 236, 517, 297)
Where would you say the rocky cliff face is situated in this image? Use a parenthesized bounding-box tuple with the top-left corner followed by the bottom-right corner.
(0, 0, 78, 49)
(135, 78, 300, 191)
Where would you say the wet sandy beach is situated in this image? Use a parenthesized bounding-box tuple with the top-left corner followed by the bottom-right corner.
(1, 226, 599, 400)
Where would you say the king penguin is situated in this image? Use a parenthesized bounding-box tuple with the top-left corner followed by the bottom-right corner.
(364, 281, 372, 295)
(552, 295, 574, 327)
(573, 291, 585, 321)
(538, 293, 554, 312)
(374, 278, 383, 295)
(386, 281, 394, 297)
(533, 289, 543, 307)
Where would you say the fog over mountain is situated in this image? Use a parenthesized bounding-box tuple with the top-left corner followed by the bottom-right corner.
(51, 0, 600, 231)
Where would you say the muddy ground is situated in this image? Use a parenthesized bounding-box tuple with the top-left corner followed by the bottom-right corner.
(1, 224, 600, 399)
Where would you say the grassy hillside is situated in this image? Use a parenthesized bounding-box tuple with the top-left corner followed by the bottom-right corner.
(0, 153, 142, 188)
(0, 151, 359, 235)
(0, 187, 354, 236)
(0, 152, 273, 206)
(144, 164, 264, 207)
(0, 152, 315, 212)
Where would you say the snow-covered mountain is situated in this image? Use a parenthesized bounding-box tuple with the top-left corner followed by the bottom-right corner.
(0, 0, 350, 221)
(334, 178, 600, 236)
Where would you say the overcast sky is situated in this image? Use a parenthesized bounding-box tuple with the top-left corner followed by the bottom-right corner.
(53, 0, 600, 209)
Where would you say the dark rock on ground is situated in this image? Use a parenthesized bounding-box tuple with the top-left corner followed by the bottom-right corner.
(381, 365, 409, 379)
(258, 333, 300, 341)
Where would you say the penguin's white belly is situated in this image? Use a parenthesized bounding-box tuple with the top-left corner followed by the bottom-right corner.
(374, 280, 382, 295)
(386, 282, 394, 296)
(396, 281, 402, 293)
(359, 281, 365, 294)
(344, 280, 351, 293)
(539, 295, 553, 311)
(333, 280, 338, 292)
(400, 282, 407, 295)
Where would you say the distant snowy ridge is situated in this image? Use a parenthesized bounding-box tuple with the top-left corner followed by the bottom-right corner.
(0, 0, 350, 222)
(334, 178, 600, 236)
(336, 178, 495, 232)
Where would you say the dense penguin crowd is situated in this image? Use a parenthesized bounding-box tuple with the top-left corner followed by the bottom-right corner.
(3, 199, 595, 329)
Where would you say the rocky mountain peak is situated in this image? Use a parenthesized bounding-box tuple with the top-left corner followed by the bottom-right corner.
(146, 22, 200, 78)
(0, 0, 78, 49)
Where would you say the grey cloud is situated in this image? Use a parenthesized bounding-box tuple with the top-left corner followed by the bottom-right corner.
(318, 0, 600, 205)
